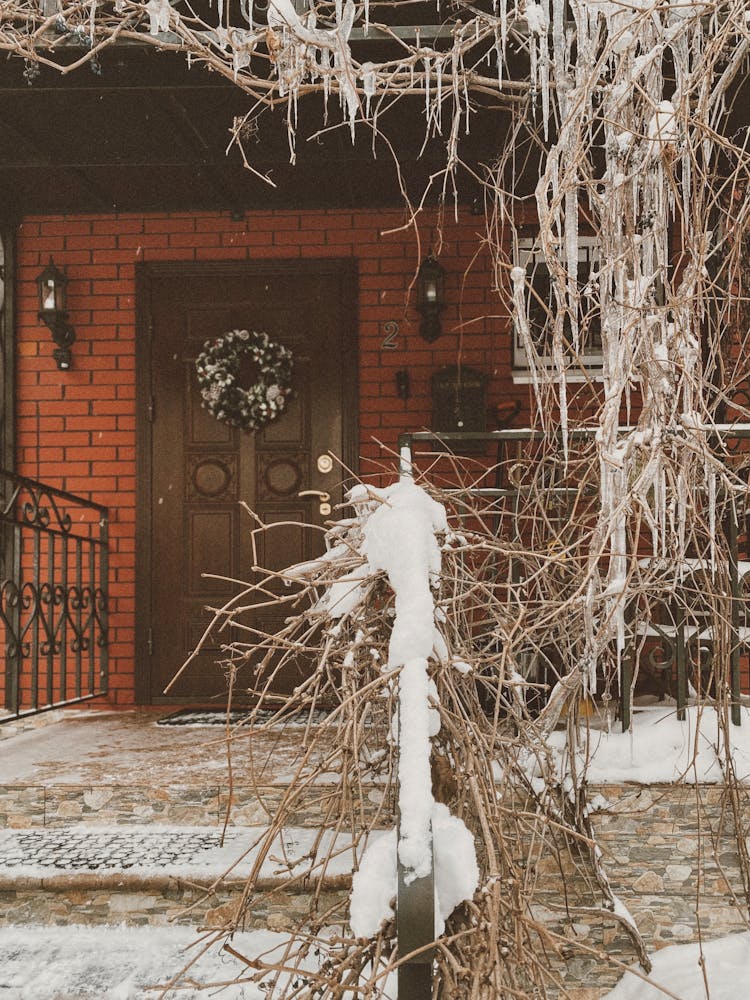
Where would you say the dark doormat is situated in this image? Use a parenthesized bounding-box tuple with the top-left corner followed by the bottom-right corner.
(157, 708, 329, 727)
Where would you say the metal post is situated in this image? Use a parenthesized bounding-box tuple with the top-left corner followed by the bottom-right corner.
(396, 660, 434, 1000)
(6, 520, 22, 714)
(397, 852, 434, 999)
(398, 433, 414, 482)
(99, 514, 109, 696)
(729, 500, 742, 726)
(621, 653, 632, 733)
(676, 607, 687, 723)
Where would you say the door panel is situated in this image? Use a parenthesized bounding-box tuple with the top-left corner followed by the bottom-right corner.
(143, 263, 356, 702)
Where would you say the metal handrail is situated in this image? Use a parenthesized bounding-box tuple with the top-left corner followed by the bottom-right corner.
(398, 428, 749, 729)
(394, 424, 749, 994)
(0, 469, 109, 721)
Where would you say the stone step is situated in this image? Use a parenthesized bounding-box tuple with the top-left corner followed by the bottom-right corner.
(0, 781, 391, 830)
(0, 709, 393, 834)
(0, 824, 352, 929)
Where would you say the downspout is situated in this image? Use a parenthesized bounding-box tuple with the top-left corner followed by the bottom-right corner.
(0, 225, 14, 474)
(0, 224, 16, 713)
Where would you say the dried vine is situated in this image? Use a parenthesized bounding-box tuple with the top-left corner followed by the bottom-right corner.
(5, 1, 750, 995)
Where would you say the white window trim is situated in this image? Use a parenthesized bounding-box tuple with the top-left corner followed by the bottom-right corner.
(512, 235, 603, 382)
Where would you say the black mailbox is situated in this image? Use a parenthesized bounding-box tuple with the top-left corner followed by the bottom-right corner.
(431, 365, 488, 434)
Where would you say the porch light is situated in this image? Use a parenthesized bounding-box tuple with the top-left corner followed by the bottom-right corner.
(36, 258, 76, 370)
(416, 255, 445, 343)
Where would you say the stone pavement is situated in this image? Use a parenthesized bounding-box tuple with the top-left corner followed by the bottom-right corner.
(0, 708, 335, 790)
(0, 708, 363, 830)
(0, 827, 228, 871)
(0, 709, 361, 937)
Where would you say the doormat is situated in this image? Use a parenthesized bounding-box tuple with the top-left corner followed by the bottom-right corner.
(157, 708, 329, 727)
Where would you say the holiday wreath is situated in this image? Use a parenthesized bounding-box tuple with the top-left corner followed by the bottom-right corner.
(195, 329, 294, 431)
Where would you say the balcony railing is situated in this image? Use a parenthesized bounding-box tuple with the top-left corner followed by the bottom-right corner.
(0, 471, 108, 721)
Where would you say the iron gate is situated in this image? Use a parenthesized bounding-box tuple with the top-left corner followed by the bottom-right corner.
(0, 470, 108, 721)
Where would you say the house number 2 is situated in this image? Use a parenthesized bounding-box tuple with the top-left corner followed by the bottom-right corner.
(381, 321, 400, 351)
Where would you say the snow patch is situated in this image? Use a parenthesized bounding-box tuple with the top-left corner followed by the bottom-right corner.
(544, 706, 750, 784)
(605, 932, 750, 999)
(349, 804, 478, 939)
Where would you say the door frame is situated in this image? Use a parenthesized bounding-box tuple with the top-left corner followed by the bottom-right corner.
(134, 258, 359, 705)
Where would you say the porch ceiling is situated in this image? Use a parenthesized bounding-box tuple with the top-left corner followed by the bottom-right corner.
(0, 48, 508, 218)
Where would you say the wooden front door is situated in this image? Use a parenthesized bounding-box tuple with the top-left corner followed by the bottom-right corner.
(137, 261, 357, 703)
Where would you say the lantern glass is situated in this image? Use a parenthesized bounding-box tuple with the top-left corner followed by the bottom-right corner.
(417, 257, 444, 311)
(36, 260, 67, 315)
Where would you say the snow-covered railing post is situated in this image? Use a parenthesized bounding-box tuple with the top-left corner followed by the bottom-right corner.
(398, 435, 414, 481)
(397, 710, 435, 999)
(394, 438, 435, 999)
(347, 441, 439, 998)
(347, 463, 478, 995)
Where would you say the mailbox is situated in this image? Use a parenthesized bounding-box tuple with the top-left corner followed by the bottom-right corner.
(431, 365, 488, 434)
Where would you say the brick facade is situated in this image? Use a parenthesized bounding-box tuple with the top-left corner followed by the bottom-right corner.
(14, 209, 526, 706)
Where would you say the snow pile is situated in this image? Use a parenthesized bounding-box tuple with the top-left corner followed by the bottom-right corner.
(361, 480, 445, 881)
(605, 932, 750, 999)
(350, 828, 398, 938)
(431, 802, 480, 930)
(543, 705, 750, 785)
(362, 480, 446, 674)
(350, 804, 479, 938)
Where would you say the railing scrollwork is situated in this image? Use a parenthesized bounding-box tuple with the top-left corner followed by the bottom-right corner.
(1, 470, 108, 720)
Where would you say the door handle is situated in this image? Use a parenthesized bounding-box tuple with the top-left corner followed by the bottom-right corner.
(298, 490, 332, 516)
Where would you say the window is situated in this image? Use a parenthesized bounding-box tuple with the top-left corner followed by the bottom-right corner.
(512, 236, 602, 378)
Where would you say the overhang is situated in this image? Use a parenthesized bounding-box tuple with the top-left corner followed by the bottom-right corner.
(0, 43, 509, 217)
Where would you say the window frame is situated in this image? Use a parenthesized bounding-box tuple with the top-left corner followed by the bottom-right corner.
(512, 235, 603, 382)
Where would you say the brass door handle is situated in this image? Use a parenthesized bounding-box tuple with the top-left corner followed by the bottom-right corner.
(298, 490, 331, 516)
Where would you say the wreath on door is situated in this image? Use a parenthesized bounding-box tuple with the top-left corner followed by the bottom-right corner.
(195, 329, 294, 431)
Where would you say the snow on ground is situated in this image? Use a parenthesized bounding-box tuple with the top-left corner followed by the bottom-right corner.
(546, 704, 750, 784)
(604, 931, 750, 999)
(0, 925, 292, 998)
(3, 924, 747, 999)
(0, 925, 396, 1000)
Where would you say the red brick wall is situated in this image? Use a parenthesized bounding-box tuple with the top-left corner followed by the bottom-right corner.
(15, 209, 524, 706)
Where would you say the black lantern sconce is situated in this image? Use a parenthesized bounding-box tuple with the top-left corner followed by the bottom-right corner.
(416, 255, 445, 343)
(36, 259, 76, 370)
(395, 369, 411, 400)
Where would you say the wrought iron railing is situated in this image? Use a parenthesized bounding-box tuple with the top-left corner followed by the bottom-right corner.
(0, 471, 108, 721)
(398, 427, 750, 729)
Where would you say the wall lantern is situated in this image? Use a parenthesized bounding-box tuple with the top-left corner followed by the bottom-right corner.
(395, 369, 411, 400)
(416, 255, 445, 343)
(36, 259, 76, 370)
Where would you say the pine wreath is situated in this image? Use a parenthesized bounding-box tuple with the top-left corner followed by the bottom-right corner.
(195, 329, 294, 431)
